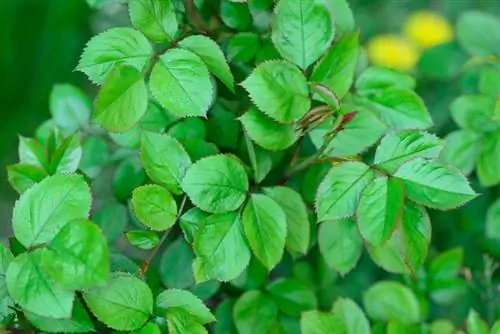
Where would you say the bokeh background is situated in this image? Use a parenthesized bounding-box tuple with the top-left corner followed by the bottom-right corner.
(0, 0, 500, 324)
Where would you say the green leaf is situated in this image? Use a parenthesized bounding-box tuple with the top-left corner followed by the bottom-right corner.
(220, 0, 252, 30)
(129, 0, 177, 43)
(166, 310, 209, 334)
(374, 131, 443, 174)
(357, 177, 404, 246)
(94, 66, 148, 132)
(141, 131, 192, 194)
(6, 251, 74, 319)
(12, 174, 91, 248)
(150, 49, 213, 118)
(320, 108, 387, 158)
(231, 257, 268, 290)
(215, 299, 238, 334)
(179, 35, 234, 92)
(316, 162, 374, 222)
(113, 155, 147, 200)
(132, 321, 162, 334)
(267, 278, 317, 316)
(242, 194, 287, 270)
(428, 248, 466, 305)
(241, 60, 310, 123)
(300, 310, 345, 334)
(356, 67, 416, 95)
(126, 230, 160, 250)
(397, 202, 431, 274)
(180, 208, 209, 243)
(319, 218, 362, 275)
(244, 134, 272, 183)
(49, 133, 82, 174)
(7, 164, 47, 194)
(0, 245, 14, 321)
(429, 248, 463, 280)
(466, 309, 489, 334)
(49, 84, 91, 133)
(394, 158, 477, 210)
(83, 273, 153, 331)
(77, 27, 153, 84)
(191, 280, 220, 301)
(240, 107, 299, 151)
(182, 155, 249, 213)
(110, 102, 175, 149)
(367, 234, 410, 275)
(271, 0, 334, 69)
(41, 218, 109, 290)
(132, 184, 177, 231)
(156, 288, 215, 324)
(183, 139, 219, 162)
(109, 249, 140, 273)
(206, 103, 241, 150)
(457, 11, 500, 56)
(233, 291, 279, 334)
(80, 137, 110, 178)
(167, 117, 206, 142)
(450, 95, 499, 133)
(440, 130, 481, 175)
(477, 133, 500, 187)
(160, 238, 195, 289)
(227, 33, 261, 63)
(332, 298, 370, 334)
(310, 32, 359, 99)
(26, 299, 95, 333)
(18, 136, 49, 170)
(326, 0, 354, 36)
(418, 42, 468, 81)
(355, 89, 433, 130)
(263, 186, 310, 254)
(194, 212, 251, 282)
(430, 320, 455, 334)
(93, 202, 128, 243)
(479, 67, 500, 97)
(486, 199, 500, 239)
(363, 281, 421, 324)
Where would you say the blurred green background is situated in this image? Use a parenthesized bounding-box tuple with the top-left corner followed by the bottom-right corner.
(0, 0, 499, 236)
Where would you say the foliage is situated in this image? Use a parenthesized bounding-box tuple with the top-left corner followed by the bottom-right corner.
(2, 0, 500, 333)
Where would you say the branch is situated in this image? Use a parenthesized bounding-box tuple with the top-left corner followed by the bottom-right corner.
(138, 195, 188, 277)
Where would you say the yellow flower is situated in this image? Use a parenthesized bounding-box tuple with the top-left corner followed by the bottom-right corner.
(366, 35, 420, 71)
(403, 11, 454, 49)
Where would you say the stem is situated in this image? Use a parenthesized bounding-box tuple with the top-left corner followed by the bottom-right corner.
(138, 195, 188, 277)
(185, 0, 208, 33)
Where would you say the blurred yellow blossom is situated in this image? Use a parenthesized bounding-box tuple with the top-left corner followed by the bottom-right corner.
(366, 35, 420, 71)
(403, 11, 454, 49)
